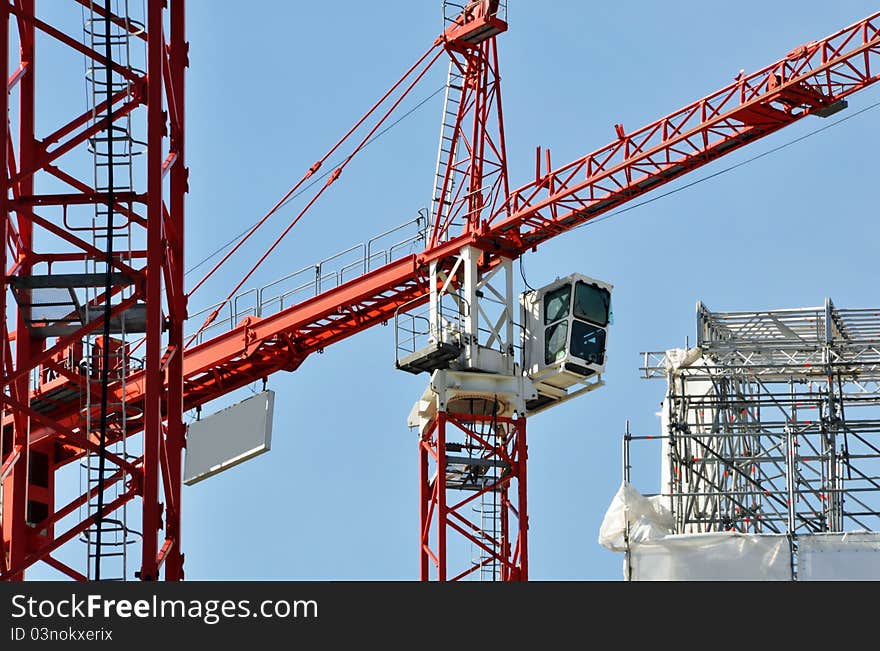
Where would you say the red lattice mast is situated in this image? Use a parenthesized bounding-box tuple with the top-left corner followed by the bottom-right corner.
(0, 0, 186, 581)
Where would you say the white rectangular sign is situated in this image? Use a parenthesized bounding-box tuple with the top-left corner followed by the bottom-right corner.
(184, 390, 275, 486)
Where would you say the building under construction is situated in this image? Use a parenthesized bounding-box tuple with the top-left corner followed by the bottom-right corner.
(602, 300, 880, 579)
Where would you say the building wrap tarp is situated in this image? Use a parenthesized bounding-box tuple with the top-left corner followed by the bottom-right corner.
(628, 532, 792, 581)
(798, 532, 880, 581)
(598, 482, 673, 552)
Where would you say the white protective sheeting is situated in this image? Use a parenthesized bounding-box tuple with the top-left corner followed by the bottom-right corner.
(662, 347, 702, 373)
(629, 533, 792, 581)
(598, 482, 673, 552)
(659, 349, 715, 509)
(798, 531, 880, 581)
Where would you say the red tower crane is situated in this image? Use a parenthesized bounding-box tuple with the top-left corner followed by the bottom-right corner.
(1, 1, 878, 581)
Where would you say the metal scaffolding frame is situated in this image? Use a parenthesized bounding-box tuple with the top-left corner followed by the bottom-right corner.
(627, 299, 880, 569)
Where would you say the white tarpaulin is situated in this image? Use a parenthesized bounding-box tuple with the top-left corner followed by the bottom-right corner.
(598, 482, 673, 552)
(798, 531, 880, 581)
(662, 347, 702, 373)
(628, 532, 792, 581)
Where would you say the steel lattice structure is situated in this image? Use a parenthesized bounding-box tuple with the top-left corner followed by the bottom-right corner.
(419, 410, 527, 581)
(0, 0, 185, 581)
(1, 1, 879, 580)
(630, 301, 880, 540)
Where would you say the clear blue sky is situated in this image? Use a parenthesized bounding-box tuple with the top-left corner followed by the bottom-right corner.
(33, 1, 880, 580)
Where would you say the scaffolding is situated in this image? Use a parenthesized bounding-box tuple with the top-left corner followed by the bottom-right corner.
(625, 299, 880, 574)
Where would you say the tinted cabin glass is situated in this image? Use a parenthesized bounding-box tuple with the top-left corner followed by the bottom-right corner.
(545, 321, 569, 365)
(570, 320, 606, 365)
(574, 281, 610, 326)
(544, 285, 571, 325)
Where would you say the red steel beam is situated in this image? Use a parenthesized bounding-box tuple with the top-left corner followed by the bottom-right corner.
(163, 0, 187, 581)
(0, 392, 139, 477)
(2, 488, 138, 581)
(419, 412, 526, 581)
(21, 253, 429, 447)
(0, 19, 9, 582)
(4, 0, 36, 582)
(46, 164, 147, 228)
(42, 466, 130, 531)
(139, 0, 165, 583)
(42, 556, 88, 582)
(13, 92, 142, 187)
(8, 3, 142, 84)
(72, 0, 148, 43)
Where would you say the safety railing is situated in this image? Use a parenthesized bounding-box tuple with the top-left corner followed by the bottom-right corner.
(442, 0, 508, 28)
(187, 214, 427, 346)
(34, 342, 145, 391)
(394, 291, 470, 367)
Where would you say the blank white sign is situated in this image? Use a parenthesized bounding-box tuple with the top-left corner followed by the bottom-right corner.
(184, 390, 275, 486)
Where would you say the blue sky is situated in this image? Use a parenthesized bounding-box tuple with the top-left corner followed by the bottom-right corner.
(30, 1, 880, 580)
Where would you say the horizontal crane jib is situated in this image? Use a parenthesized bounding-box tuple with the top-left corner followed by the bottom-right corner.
(489, 11, 880, 254)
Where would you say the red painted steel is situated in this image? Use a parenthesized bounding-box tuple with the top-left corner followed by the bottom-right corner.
(419, 412, 528, 581)
(164, 0, 187, 582)
(490, 16, 880, 250)
(430, 15, 509, 247)
(139, 9, 878, 414)
(1, 1, 186, 581)
(1, 4, 879, 581)
(161, 9, 880, 417)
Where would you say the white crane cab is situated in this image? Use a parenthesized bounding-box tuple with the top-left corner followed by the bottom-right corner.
(520, 273, 612, 413)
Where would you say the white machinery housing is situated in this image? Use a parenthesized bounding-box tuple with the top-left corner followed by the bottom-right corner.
(520, 273, 612, 412)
